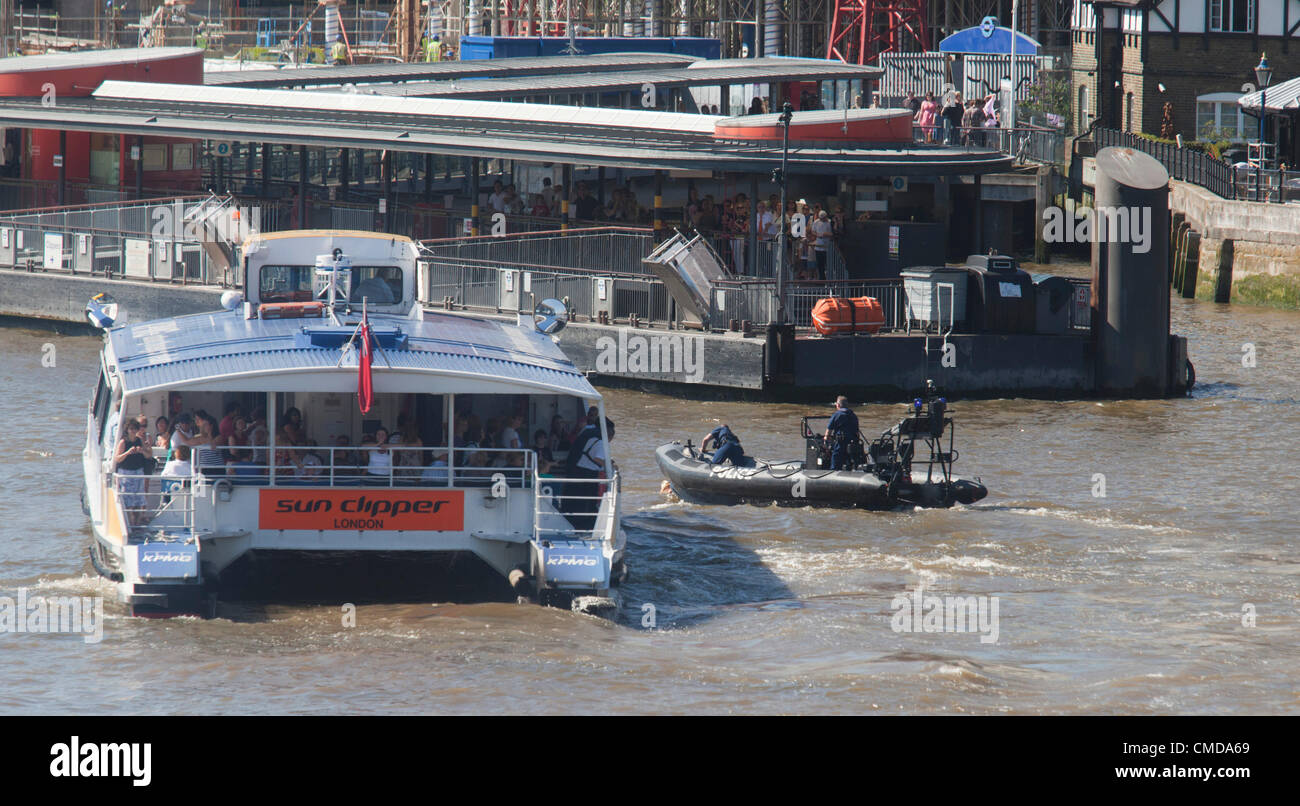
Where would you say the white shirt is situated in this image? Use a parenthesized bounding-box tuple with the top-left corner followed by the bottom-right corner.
(367, 448, 392, 475)
(499, 427, 521, 450)
(811, 218, 833, 249)
(161, 459, 192, 479)
(575, 434, 607, 473)
(488, 191, 507, 213)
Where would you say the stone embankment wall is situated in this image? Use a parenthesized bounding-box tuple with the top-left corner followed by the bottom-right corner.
(1170, 182, 1300, 309)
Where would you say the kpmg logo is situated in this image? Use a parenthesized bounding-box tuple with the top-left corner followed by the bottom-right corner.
(140, 552, 190, 563)
(547, 555, 598, 567)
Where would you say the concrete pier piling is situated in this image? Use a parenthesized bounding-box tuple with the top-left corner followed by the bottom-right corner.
(1092, 147, 1172, 397)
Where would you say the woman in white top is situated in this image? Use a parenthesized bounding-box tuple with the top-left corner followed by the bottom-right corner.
(365, 428, 393, 482)
(160, 445, 193, 493)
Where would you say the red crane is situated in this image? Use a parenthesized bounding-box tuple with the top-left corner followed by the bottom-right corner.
(826, 0, 930, 65)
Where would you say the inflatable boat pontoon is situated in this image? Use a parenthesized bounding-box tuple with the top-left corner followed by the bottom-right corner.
(656, 388, 987, 510)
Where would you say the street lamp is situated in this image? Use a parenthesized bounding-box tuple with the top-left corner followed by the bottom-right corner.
(1255, 52, 1272, 201)
(774, 101, 793, 323)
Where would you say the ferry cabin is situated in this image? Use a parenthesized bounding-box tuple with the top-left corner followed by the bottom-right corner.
(83, 230, 623, 615)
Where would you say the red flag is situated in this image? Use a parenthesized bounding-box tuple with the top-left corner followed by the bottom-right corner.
(357, 312, 373, 414)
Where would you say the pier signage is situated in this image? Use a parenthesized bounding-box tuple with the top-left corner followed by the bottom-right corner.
(259, 489, 465, 531)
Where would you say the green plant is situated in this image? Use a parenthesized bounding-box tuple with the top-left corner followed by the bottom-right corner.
(1020, 71, 1071, 129)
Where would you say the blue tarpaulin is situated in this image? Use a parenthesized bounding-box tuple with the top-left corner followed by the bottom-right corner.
(938, 26, 1040, 55)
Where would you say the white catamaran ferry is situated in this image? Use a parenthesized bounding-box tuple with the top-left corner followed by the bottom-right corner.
(82, 230, 625, 617)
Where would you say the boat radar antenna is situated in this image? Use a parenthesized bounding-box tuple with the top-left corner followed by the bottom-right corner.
(316, 248, 351, 325)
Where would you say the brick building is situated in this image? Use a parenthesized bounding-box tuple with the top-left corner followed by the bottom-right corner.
(1071, 0, 1300, 150)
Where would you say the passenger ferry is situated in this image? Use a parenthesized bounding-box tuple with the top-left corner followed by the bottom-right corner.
(81, 230, 625, 617)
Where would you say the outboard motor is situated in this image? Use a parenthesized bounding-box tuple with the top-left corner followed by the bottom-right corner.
(928, 397, 947, 437)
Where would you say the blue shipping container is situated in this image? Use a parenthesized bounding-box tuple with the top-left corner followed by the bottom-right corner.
(459, 35, 720, 61)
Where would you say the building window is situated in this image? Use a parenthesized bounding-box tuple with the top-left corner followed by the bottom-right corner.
(1079, 85, 1091, 134)
(1196, 92, 1247, 141)
(1125, 93, 1134, 132)
(1210, 0, 1255, 33)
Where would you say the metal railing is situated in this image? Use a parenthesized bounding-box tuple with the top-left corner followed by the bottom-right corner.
(1093, 128, 1235, 199)
(533, 470, 619, 542)
(712, 278, 908, 330)
(423, 227, 657, 275)
(112, 471, 195, 535)
(0, 195, 244, 285)
(184, 444, 538, 488)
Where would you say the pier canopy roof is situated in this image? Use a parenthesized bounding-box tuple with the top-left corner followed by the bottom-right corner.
(0, 80, 1012, 176)
(204, 52, 700, 88)
(938, 26, 1041, 55)
(362, 58, 882, 99)
(1238, 76, 1300, 113)
(106, 309, 599, 399)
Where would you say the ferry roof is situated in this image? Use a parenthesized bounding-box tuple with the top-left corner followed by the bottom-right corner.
(106, 308, 598, 399)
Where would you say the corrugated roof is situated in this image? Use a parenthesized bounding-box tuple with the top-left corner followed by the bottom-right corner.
(364, 60, 882, 99)
(95, 80, 720, 135)
(108, 309, 596, 397)
(0, 46, 199, 73)
(205, 52, 700, 87)
(1238, 76, 1300, 113)
(0, 91, 1014, 175)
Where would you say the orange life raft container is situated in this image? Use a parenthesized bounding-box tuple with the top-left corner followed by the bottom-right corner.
(811, 296, 884, 336)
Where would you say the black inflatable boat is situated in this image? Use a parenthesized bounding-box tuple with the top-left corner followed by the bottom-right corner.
(656, 389, 987, 510)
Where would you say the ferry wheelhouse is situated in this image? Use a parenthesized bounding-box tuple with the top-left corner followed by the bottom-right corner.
(82, 230, 625, 616)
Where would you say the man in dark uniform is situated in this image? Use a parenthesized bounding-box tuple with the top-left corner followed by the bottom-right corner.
(561, 408, 611, 531)
(823, 395, 861, 470)
(700, 423, 743, 466)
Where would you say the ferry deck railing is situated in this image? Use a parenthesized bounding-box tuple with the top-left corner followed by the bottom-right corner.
(532, 470, 619, 543)
(112, 471, 197, 539)
(189, 445, 539, 488)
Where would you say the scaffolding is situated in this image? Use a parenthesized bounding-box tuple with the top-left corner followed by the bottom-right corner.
(2, 0, 1076, 61)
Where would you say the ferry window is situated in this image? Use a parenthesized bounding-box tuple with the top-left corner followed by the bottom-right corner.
(349, 266, 403, 305)
(259, 265, 314, 302)
(91, 370, 109, 426)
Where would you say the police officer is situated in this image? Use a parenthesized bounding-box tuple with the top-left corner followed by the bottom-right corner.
(330, 35, 347, 66)
(700, 423, 743, 466)
(823, 395, 860, 470)
(561, 408, 613, 531)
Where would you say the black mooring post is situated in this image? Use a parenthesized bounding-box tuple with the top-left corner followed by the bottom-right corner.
(381, 150, 392, 231)
(135, 135, 144, 199)
(297, 146, 307, 227)
(424, 153, 434, 203)
(974, 173, 983, 254)
(57, 130, 66, 206)
(470, 158, 480, 237)
(261, 142, 271, 199)
(339, 147, 349, 199)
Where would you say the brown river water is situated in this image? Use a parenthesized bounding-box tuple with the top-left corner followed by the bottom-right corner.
(1, 269, 1297, 714)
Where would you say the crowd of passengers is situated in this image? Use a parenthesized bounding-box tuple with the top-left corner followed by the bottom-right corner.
(115, 401, 601, 490)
